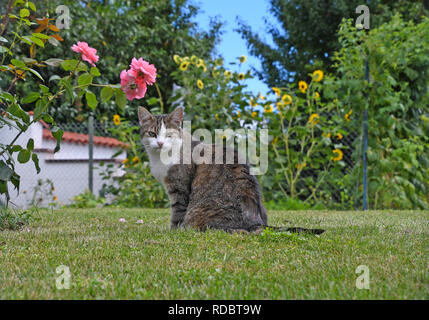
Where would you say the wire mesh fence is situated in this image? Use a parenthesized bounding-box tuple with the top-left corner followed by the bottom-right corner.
(1, 117, 362, 209)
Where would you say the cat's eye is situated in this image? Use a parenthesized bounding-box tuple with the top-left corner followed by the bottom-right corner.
(147, 131, 156, 137)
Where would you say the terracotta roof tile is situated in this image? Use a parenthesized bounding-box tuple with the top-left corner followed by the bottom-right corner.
(42, 128, 125, 148)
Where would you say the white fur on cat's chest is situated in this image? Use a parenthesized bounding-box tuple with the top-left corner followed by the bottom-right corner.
(149, 154, 171, 187)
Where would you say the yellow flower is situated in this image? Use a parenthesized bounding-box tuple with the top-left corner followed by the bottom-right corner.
(272, 87, 281, 97)
(197, 79, 204, 89)
(173, 54, 181, 65)
(271, 137, 278, 145)
(298, 81, 308, 94)
(314, 92, 320, 99)
(215, 113, 220, 120)
(331, 149, 343, 161)
(251, 111, 258, 118)
(53, 196, 58, 201)
(264, 104, 274, 113)
(122, 158, 129, 165)
(113, 114, 120, 126)
(238, 55, 247, 63)
(179, 61, 189, 71)
(132, 156, 141, 164)
(224, 70, 232, 79)
(190, 55, 198, 64)
(257, 93, 266, 101)
(295, 163, 307, 170)
(345, 110, 352, 122)
(212, 68, 220, 78)
(308, 113, 319, 125)
(236, 110, 241, 118)
(238, 73, 245, 81)
(276, 101, 286, 110)
(249, 98, 258, 107)
(336, 133, 343, 140)
(281, 94, 292, 105)
(312, 70, 324, 82)
(215, 58, 224, 66)
(196, 58, 207, 71)
(323, 132, 331, 138)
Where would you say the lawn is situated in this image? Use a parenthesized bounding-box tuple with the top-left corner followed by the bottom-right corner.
(0, 208, 427, 299)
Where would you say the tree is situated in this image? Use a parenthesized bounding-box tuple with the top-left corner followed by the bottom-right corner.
(2, 0, 222, 122)
(237, 0, 429, 87)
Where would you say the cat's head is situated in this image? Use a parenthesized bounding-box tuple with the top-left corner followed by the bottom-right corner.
(138, 106, 183, 153)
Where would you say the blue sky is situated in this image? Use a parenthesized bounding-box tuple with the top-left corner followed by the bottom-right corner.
(194, 0, 278, 96)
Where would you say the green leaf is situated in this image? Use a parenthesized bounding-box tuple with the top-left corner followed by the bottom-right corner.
(60, 78, 74, 103)
(32, 153, 40, 174)
(61, 59, 87, 72)
(44, 58, 64, 67)
(115, 89, 127, 110)
(26, 138, 34, 151)
(28, 68, 44, 81)
(147, 97, 158, 105)
(50, 127, 63, 153)
(21, 92, 40, 104)
(78, 73, 93, 86)
(11, 59, 27, 69)
(100, 86, 114, 103)
(20, 8, 30, 18)
(28, 1, 36, 11)
(31, 33, 51, 40)
(17, 149, 31, 164)
(0, 161, 13, 181)
(0, 36, 8, 43)
(90, 67, 101, 76)
(85, 90, 98, 110)
(30, 36, 44, 47)
(39, 84, 50, 94)
(7, 103, 30, 124)
(43, 114, 54, 124)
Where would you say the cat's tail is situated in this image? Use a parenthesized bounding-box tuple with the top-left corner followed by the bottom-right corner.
(258, 225, 325, 235)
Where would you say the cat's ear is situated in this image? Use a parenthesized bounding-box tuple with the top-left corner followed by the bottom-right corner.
(138, 106, 154, 126)
(167, 107, 183, 127)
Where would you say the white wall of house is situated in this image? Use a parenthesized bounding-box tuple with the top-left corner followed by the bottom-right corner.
(0, 118, 125, 208)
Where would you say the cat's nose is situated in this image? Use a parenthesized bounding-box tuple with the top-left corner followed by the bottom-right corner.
(157, 141, 164, 147)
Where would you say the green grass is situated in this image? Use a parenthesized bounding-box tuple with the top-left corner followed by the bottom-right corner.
(0, 208, 427, 299)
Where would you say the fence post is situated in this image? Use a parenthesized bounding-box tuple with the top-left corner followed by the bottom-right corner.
(88, 115, 94, 193)
(363, 58, 369, 210)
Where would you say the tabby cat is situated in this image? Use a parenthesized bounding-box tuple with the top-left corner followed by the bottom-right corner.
(138, 106, 324, 234)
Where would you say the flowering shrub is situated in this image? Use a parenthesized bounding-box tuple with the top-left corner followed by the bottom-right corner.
(0, 1, 126, 204)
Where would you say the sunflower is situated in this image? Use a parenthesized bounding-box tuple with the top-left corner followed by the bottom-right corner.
(190, 55, 198, 64)
(323, 132, 331, 138)
(212, 68, 220, 78)
(122, 158, 129, 165)
(251, 111, 258, 118)
(281, 94, 292, 105)
(113, 114, 120, 126)
(215, 58, 224, 66)
(238, 55, 247, 63)
(345, 110, 352, 122)
(173, 54, 181, 65)
(295, 163, 307, 170)
(179, 61, 189, 71)
(249, 98, 258, 107)
(238, 73, 245, 81)
(314, 92, 320, 99)
(312, 70, 324, 82)
(215, 113, 220, 120)
(276, 101, 286, 110)
(264, 104, 274, 113)
(336, 133, 343, 140)
(308, 113, 319, 125)
(298, 81, 308, 94)
(257, 93, 266, 101)
(132, 156, 141, 164)
(197, 79, 204, 90)
(197, 58, 207, 71)
(53, 196, 58, 201)
(224, 70, 232, 79)
(272, 87, 281, 97)
(331, 149, 343, 161)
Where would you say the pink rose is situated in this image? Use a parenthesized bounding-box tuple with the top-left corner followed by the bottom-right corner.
(130, 57, 157, 85)
(120, 68, 147, 101)
(71, 41, 99, 67)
